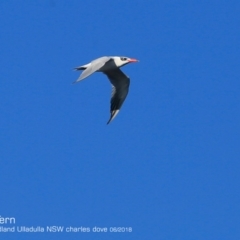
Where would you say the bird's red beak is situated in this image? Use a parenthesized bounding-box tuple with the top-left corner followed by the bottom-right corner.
(128, 58, 139, 63)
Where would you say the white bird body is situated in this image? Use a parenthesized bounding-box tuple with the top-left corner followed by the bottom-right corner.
(73, 56, 138, 124)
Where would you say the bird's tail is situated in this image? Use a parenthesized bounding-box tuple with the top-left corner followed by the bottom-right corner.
(74, 66, 86, 71)
(74, 62, 91, 71)
(72, 63, 91, 84)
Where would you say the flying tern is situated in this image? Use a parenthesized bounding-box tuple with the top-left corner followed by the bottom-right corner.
(73, 56, 138, 124)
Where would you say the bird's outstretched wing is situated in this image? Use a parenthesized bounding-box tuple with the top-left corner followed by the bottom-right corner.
(104, 68, 130, 124)
(73, 57, 111, 83)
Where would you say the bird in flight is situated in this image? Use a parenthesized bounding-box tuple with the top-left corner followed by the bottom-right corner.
(73, 56, 139, 124)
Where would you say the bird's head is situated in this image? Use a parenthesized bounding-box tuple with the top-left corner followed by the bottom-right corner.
(113, 56, 139, 68)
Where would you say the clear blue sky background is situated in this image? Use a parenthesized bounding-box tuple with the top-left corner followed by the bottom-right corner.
(1, 1, 240, 239)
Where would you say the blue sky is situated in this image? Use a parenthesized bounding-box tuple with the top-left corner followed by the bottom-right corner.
(1, 0, 240, 239)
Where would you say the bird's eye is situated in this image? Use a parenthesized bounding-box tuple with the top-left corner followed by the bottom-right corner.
(121, 57, 127, 61)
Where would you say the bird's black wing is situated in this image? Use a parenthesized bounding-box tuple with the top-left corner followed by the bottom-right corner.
(104, 68, 130, 124)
